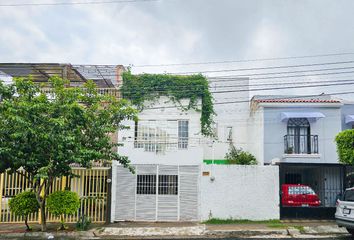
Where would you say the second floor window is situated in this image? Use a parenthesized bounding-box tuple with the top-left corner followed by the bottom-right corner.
(178, 120, 189, 149)
(134, 120, 189, 153)
(285, 118, 318, 154)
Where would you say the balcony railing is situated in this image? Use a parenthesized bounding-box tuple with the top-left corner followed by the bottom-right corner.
(134, 137, 189, 154)
(284, 134, 318, 154)
(40, 87, 121, 98)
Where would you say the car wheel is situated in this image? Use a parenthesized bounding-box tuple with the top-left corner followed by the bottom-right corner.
(346, 228, 354, 235)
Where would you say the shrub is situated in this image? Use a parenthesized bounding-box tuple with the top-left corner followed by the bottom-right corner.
(225, 145, 257, 165)
(9, 191, 39, 231)
(76, 214, 91, 231)
(47, 190, 80, 230)
(335, 129, 354, 164)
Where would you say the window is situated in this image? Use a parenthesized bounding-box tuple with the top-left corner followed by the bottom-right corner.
(289, 186, 315, 195)
(344, 190, 354, 202)
(286, 118, 311, 154)
(137, 175, 156, 194)
(136, 174, 178, 195)
(158, 175, 178, 195)
(226, 126, 233, 142)
(178, 120, 189, 149)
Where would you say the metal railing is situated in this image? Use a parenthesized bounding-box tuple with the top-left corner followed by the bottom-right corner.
(134, 137, 190, 153)
(40, 87, 121, 98)
(284, 134, 318, 154)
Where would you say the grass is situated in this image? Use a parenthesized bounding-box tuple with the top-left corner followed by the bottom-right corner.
(293, 225, 306, 234)
(203, 218, 282, 225)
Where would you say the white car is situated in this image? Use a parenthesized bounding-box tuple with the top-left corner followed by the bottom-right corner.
(335, 187, 354, 235)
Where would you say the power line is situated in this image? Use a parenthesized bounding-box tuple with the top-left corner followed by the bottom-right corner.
(0, 0, 160, 7)
(208, 66, 354, 79)
(168, 60, 354, 75)
(133, 52, 354, 67)
(209, 69, 354, 83)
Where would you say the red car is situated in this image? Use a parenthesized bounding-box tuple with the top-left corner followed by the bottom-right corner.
(281, 184, 321, 207)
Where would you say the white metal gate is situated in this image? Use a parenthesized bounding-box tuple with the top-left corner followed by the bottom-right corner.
(113, 164, 199, 221)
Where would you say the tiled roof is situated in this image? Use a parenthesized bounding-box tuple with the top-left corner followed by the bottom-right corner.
(252, 95, 341, 104)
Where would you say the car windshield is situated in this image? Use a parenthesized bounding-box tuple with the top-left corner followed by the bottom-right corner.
(288, 186, 315, 195)
(344, 190, 354, 202)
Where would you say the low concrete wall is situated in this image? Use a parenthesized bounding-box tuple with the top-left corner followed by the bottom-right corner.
(200, 165, 279, 221)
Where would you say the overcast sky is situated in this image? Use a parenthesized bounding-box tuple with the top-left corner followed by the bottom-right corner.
(1, 0, 354, 100)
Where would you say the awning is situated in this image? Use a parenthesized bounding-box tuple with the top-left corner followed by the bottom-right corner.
(280, 112, 325, 122)
(345, 115, 354, 124)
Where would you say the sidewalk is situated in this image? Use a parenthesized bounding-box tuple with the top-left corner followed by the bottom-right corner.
(0, 220, 350, 239)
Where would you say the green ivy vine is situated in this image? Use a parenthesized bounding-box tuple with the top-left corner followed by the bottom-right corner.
(121, 71, 215, 136)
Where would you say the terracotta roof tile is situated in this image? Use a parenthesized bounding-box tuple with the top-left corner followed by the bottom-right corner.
(254, 98, 341, 103)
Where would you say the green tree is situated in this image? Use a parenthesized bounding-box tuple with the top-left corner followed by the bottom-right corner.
(9, 191, 39, 231)
(335, 129, 354, 164)
(0, 77, 137, 231)
(225, 144, 257, 165)
(47, 191, 80, 230)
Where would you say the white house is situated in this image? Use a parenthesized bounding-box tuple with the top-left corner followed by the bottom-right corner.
(111, 97, 203, 222)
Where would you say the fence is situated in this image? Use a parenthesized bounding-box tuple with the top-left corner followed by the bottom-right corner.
(0, 167, 110, 223)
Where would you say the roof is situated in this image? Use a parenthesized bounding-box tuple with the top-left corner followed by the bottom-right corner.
(251, 95, 341, 104)
(0, 63, 125, 88)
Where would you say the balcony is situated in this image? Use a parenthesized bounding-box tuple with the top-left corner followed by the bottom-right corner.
(284, 134, 318, 154)
(40, 87, 121, 98)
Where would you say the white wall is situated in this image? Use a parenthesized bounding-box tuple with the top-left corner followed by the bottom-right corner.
(203, 77, 251, 161)
(200, 165, 279, 221)
(119, 96, 204, 165)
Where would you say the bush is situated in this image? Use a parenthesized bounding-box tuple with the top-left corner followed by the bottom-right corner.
(335, 129, 354, 164)
(47, 190, 80, 230)
(9, 191, 39, 231)
(76, 215, 91, 231)
(225, 145, 257, 165)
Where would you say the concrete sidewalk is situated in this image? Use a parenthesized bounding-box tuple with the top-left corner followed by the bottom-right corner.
(0, 220, 350, 239)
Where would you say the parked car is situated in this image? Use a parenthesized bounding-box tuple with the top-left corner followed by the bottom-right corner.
(335, 187, 354, 235)
(281, 184, 321, 207)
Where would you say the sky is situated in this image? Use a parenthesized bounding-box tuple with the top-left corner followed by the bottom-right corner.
(1, 0, 354, 100)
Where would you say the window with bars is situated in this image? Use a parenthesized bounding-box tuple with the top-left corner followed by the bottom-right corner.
(226, 126, 233, 142)
(136, 174, 178, 195)
(178, 120, 189, 149)
(158, 175, 178, 195)
(133, 120, 189, 152)
(137, 175, 157, 194)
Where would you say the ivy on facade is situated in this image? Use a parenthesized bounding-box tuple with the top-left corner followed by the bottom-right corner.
(121, 71, 215, 136)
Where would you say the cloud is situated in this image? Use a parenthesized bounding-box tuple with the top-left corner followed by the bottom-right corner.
(1, 0, 354, 100)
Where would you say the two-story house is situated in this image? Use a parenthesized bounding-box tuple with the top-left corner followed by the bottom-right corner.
(111, 97, 202, 222)
(248, 94, 354, 218)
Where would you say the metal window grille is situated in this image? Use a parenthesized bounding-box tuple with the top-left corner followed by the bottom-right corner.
(134, 120, 189, 153)
(158, 175, 178, 195)
(226, 126, 233, 142)
(136, 175, 156, 194)
(178, 120, 189, 149)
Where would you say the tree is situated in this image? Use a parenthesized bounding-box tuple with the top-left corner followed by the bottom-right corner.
(9, 191, 39, 231)
(46, 191, 80, 230)
(335, 129, 354, 164)
(0, 77, 137, 231)
(225, 144, 257, 165)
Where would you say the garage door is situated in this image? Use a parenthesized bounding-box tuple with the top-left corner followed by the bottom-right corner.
(113, 164, 199, 221)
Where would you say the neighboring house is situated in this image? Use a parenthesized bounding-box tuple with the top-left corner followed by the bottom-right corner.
(249, 95, 343, 165)
(0, 63, 123, 224)
(248, 94, 354, 218)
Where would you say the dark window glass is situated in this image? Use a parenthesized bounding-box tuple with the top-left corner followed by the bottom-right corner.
(344, 190, 354, 202)
(158, 175, 178, 195)
(137, 175, 156, 194)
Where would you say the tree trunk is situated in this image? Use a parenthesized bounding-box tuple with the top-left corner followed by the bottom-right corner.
(40, 201, 46, 232)
(25, 215, 31, 231)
